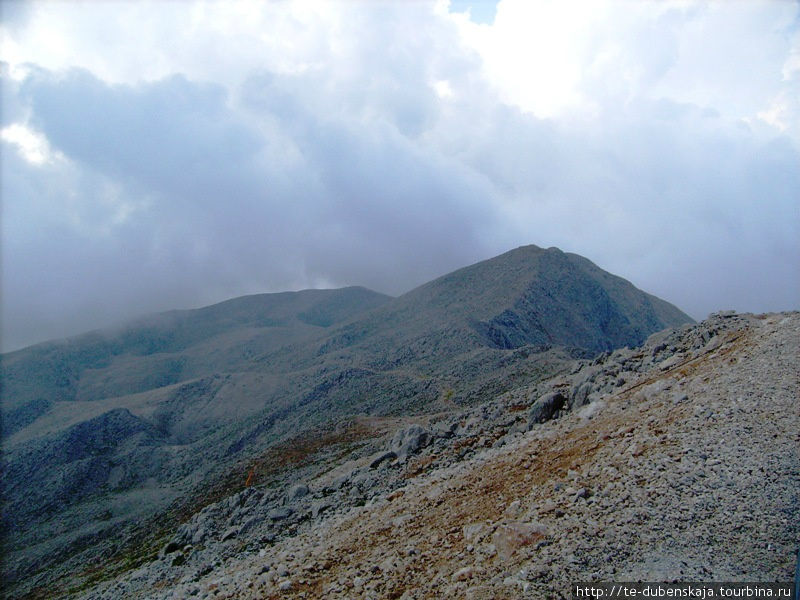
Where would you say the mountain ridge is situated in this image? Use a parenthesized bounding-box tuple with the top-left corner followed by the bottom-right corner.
(1, 244, 694, 597)
(1, 286, 392, 417)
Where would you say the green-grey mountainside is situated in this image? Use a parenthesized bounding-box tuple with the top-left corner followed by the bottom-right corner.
(0, 245, 692, 597)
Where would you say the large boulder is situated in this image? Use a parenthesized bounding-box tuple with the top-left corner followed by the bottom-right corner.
(286, 483, 309, 501)
(492, 522, 548, 560)
(528, 392, 567, 427)
(390, 424, 432, 462)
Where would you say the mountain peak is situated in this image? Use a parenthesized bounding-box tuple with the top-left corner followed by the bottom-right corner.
(2, 245, 695, 597)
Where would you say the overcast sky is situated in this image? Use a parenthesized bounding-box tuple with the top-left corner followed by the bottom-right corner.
(1, 0, 798, 352)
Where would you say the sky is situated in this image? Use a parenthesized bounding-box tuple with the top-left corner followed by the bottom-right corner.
(1, 0, 798, 352)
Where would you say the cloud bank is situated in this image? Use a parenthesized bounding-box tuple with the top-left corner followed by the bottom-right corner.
(2, 0, 798, 351)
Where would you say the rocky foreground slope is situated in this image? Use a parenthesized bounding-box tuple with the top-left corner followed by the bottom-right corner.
(81, 311, 799, 599)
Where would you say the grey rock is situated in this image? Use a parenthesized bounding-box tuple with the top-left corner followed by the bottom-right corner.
(191, 527, 209, 545)
(161, 541, 182, 557)
(195, 563, 214, 579)
(238, 516, 259, 536)
(312, 501, 332, 518)
(570, 382, 593, 409)
(672, 392, 689, 404)
(507, 420, 527, 435)
(352, 469, 380, 490)
(391, 424, 432, 461)
(268, 507, 293, 521)
(435, 420, 459, 438)
(528, 392, 567, 426)
(659, 354, 684, 371)
(369, 450, 397, 469)
(286, 484, 309, 501)
(260, 532, 276, 544)
(171, 553, 186, 567)
(328, 473, 352, 491)
(456, 417, 482, 437)
(244, 489, 263, 508)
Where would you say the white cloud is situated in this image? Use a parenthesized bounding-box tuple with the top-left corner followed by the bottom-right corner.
(459, 0, 603, 117)
(0, 123, 61, 165)
(433, 79, 454, 99)
(447, 0, 799, 133)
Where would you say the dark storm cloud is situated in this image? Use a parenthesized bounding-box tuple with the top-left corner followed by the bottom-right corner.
(2, 65, 498, 350)
(22, 69, 262, 200)
(239, 70, 496, 284)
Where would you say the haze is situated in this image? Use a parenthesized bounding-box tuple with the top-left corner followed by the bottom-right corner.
(1, 0, 798, 352)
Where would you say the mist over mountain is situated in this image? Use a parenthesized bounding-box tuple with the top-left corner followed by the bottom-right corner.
(2, 286, 391, 422)
(0, 245, 693, 597)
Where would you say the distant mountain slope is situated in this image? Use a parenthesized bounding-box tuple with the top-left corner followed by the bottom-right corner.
(296, 245, 691, 372)
(0, 245, 693, 597)
(1, 286, 391, 430)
